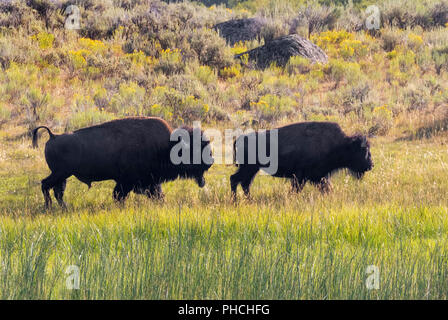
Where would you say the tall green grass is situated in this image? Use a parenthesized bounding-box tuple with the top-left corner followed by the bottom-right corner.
(0, 137, 447, 299)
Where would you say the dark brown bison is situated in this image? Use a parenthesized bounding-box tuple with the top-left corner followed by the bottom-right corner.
(230, 121, 373, 199)
(32, 117, 213, 209)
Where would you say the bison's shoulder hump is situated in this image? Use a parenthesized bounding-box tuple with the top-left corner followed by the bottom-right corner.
(279, 121, 344, 136)
(305, 121, 344, 135)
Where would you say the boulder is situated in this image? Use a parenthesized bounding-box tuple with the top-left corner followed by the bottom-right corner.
(235, 34, 328, 69)
(213, 17, 266, 45)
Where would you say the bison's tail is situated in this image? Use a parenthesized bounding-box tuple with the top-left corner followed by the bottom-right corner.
(32, 126, 55, 149)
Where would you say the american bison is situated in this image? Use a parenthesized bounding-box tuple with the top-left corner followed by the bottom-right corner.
(230, 121, 373, 199)
(32, 117, 213, 209)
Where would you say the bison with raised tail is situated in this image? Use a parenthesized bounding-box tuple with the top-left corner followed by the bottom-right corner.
(231, 121, 373, 199)
(32, 117, 213, 209)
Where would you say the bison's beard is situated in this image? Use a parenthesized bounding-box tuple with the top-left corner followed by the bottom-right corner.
(349, 169, 365, 180)
(355, 171, 364, 179)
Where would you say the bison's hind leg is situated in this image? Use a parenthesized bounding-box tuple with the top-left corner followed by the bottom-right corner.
(113, 182, 132, 203)
(53, 179, 67, 209)
(41, 172, 70, 210)
(41, 180, 52, 209)
(133, 184, 164, 200)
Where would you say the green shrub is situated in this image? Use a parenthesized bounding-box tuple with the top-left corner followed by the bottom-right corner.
(81, 4, 128, 39)
(380, 0, 448, 30)
(192, 65, 217, 86)
(154, 48, 185, 76)
(432, 46, 448, 75)
(433, 88, 448, 106)
(258, 68, 295, 96)
(430, 1, 448, 27)
(162, 74, 208, 100)
(335, 6, 364, 32)
(26, 0, 60, 29)
(0, 32, 40, 68)
(186, 27, 233, 70)
(303, 104, 338, 122)
(118, 1, 234, 69)
(251, 94, 296, 122)
(381, 28, 404, 52)
(109, 82, 146, 116)
(148, 86, 210, 124)
(0, 103, 11, 122)
(30, 31, 54, 49)
(387, 49, 417, 85)
(416, 47, 434, 73)
(367, 104, 394, 136)
(382, 0, 418, 29)
(2, 62, 39, 102)
(260, 19, 288, 43)
(219, 64, 241, 79)
(327, 81, 371, 116)
(92, 85, 109, 110)
(302, 5, 340, 36)
(407, 32, 424, 52)
(286, 56, 311, 75)
(0, 1, 39, 29)
(66, 108, 116, 132)
(324, 59, 363, 87)
(394, 49, 416, 73)
(19, 86, 50, 131)
(403, 87, 429, 111)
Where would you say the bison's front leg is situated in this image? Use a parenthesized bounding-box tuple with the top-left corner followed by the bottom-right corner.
(113, 182, 132, 203)
(230, 173, 240, 200)
(317, 177, 332, 194)
(291, 175, 305, 193)
(146, 184, 164, 200)
(240, 165, 259, 198)
(230, 165, 259, 200)
(241, 177, 255, 198)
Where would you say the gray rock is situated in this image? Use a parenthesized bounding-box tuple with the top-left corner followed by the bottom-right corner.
(213, 17, 267, 45)
(236, 34, 328, 69)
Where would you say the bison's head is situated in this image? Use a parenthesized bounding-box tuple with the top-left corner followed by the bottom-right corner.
(347, 135, 373, 179)
(170, 126, 214, 187)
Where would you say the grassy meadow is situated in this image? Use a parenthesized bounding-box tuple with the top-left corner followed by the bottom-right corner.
(1, 132, 448, 299)
(1, 0, 448, 299)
